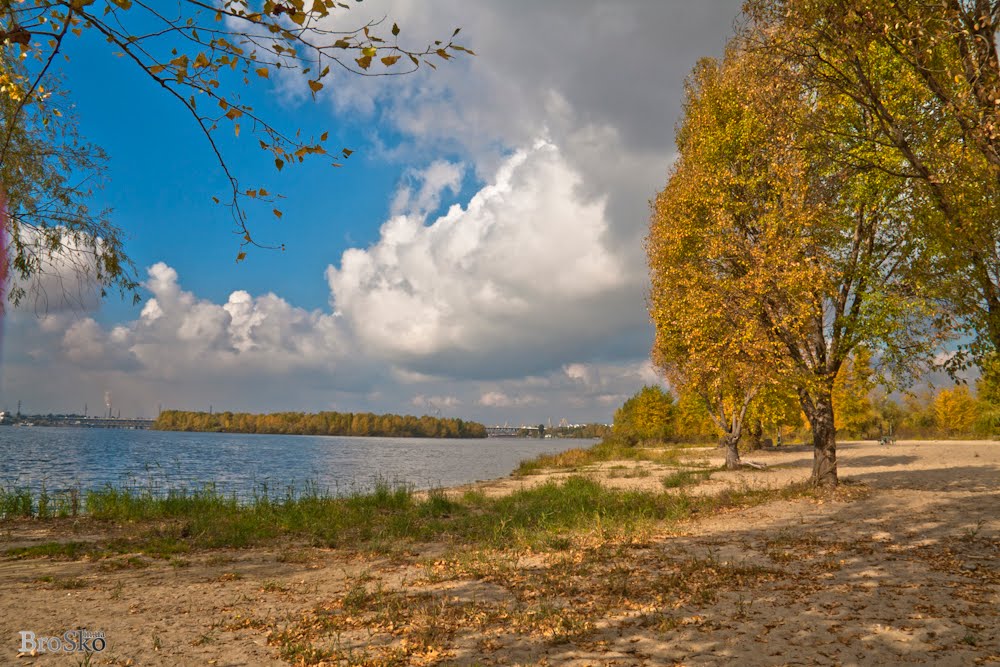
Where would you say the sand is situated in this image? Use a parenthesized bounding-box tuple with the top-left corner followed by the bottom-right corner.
(0, 439, 997, 666)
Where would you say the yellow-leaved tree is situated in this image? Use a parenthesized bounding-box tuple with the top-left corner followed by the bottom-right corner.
(746, 0, 1000, 372)
(933, 385, 979, 437)
(649, 35, 945, 484)
(612, 385, 675, 445)
(832, 347, 879, 438)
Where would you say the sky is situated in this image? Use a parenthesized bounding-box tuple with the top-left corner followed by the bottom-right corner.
(1, 1, 746, 424)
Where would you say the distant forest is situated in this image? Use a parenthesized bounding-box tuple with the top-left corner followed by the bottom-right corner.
(154, 410, 487, 438)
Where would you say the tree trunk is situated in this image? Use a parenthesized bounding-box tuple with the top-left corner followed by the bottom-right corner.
(722, 434, 741, 470)
(804, 391, 838, 486)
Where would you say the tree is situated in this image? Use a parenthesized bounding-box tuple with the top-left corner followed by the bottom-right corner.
(934, 384, 979, 436)
(746, 0, 1000, 370)
(612, 386, 675, 445)
(1, 1, 470, 297)
(0, 52, 136, 309)
(648, 75, 791, 469)
(648, 38, 944, 485)
(673, 389, 719, 443)
(832, 347, 879, 438)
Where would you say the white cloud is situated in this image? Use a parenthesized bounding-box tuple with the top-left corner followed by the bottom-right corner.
(390, 160, 463, 218)
(326, 140, 646, 379)
(478, 391, 539, 408)
(411, 394, 461, 410)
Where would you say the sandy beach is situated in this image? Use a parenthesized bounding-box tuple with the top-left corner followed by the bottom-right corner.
(1, 439, 998, 666)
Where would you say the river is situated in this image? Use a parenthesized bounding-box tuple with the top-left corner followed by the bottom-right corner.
(0, 427, 588, 498)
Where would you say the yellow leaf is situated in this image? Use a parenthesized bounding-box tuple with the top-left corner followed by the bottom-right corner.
(256, 67, 269, 79)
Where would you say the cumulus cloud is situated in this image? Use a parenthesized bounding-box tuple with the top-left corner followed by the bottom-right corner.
(327, 140, 646, 379)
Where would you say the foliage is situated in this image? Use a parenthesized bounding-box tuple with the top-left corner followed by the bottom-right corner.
(832, 347, 879, 438)
(647, 54, 798, 468)
(546, 423, 613, 439)
(745, 0, 1000, 369)
(648, 28, 945, 484)
(154, 409, 486, 438)
(673, 389, 719, 442)
(612, 386, 675, 445)
(901, 390, 937, 435)
(0, 52, 137, 308)
(933, 385, 979, 437)
(0, 1, 470, 277)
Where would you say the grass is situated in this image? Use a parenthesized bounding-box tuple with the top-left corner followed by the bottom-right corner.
(512, 438, 692, 475)
(0, 485, 81, 519)
(2, 473, 850, 561)
(661, 468, 715, 489)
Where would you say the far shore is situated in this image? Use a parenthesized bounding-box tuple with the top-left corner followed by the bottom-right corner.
(2, 439, 998, 665)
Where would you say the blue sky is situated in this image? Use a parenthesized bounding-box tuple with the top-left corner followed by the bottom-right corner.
(2, 1, 745, 423)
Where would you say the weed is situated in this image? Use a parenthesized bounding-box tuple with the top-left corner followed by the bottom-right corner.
(962, 520, 986, 541)
(661, 469, 713, 489)
(605, 466, 652, 479)
(261, 580, 288, 593)
(54, 577, 87, 590)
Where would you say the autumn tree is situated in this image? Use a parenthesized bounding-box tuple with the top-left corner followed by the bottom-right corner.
(0, 0, 469, 300)
(748, 383, 803, 448)
(612, 385, 675, 445)
(832, 347, 879, 438)
(648, 83, 792, 469)
(649, 38, 944, 484)
(746, 0, 1000, 370)
(934, 384, 979, 436)
(673, 389, 719, 443)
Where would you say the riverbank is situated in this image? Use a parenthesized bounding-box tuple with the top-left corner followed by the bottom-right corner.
(2, 440, 998, 665)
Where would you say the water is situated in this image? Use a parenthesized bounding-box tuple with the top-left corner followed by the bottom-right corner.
(0, 427, 589, 498)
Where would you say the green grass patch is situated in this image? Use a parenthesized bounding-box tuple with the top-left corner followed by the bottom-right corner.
(513, 439, 688, 475)
(3, 473, 866, 560)
(661, 469, 714, 489)
(0, 486, 82, 519)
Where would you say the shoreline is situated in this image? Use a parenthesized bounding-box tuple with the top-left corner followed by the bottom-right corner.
(2, 439, 998, 665)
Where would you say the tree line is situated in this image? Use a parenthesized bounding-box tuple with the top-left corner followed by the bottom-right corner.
(647, 0, 1000, 483)
(154, 410, 487, 439)
(613, 374, 1000, 448)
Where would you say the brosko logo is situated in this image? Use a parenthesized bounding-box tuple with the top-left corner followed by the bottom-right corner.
(18, 629, 106, 654)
